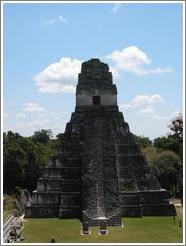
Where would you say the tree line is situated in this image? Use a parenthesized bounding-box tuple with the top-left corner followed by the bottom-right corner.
(3, 114, 183, 199)
(3, 130, 54, 193)
(134, 113, 183, 198)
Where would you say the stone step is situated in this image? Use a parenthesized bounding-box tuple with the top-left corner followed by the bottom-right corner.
(39, 178, 81, 181)
(82, 210, 122, 227)
(82, 217, 121, 226)
(44, 166, 81, 169)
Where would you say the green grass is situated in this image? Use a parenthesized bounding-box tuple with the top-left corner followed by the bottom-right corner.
(21, 216, 183, 243)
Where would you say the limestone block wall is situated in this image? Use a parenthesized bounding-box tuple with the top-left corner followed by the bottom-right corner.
(76, 94, 92, 106)
(76, 92, 117, 106)
(25, 140, 83, 219)
(120, 190, 176, 217)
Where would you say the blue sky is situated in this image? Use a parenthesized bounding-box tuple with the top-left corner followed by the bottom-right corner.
(3, 2, 183, 139)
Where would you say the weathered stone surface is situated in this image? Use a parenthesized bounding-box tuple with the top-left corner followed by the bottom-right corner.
(25, 59, 176, 224)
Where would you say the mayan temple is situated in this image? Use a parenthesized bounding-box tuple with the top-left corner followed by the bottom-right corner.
(25, 58, 176, 226)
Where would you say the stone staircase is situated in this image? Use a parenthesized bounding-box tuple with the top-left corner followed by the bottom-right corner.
(107, 209, 122, 226)
(82, 208, 122, 226)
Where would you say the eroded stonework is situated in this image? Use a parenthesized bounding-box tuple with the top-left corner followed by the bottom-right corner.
(26, 59, 176, 225)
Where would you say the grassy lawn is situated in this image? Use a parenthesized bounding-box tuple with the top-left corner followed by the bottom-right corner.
(21, 215, 183, 243)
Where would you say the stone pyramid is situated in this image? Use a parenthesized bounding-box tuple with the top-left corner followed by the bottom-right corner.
(26, 59, 176, 226)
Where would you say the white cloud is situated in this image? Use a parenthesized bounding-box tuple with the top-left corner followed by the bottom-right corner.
(27, 120, 49, 127)
(58, 15, 67, 23)
(51, 111, 69, 120)
(106, 46, 173, 76)
(13, 120, 27, 131)
(23, 102, 46, 113)
(120, 94, 165, 110)
(119, 93, 173, 139)
(111, 3, 122, 13)
(132, 94, 165, 105)
(128, 114, 170, 140)
(139, 107, 155, 115)
(10, 108, 71, 137)
(109, 66, 119, 78)
(34, 57, 82, 94)
(13, 118, 50, 136)
(3, 113, 8, 118)
(43, 14, 67, 26)
(33, 47, 172, 95)
(169, 111, 182, 119)
(15, 113, 26, 119)
(145, 67, 173, 74)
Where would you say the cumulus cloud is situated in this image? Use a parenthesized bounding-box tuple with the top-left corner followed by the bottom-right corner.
(13, 118, 50, 136)
(120, 94, 165, 110)
(119, 93, 168, 134)
(109, 66, 119, 78)
(43, 14, 67, 26)
(3, 113, 8, 118)
(111, 3, 123, 13)
(139, 107, 155, 115)
(23, 102, 46, 113)
(33, 47, 172, 94)
(27, 120, 49, 127)
(169, 111, 182, 119)
(119, 94, 180, 139)
(15, 113, 26, 119)
(34, 57, 82, 94)
(106, 46, 173, 76)
(9, 107, 71, 137)
(51, 111, 69, 120)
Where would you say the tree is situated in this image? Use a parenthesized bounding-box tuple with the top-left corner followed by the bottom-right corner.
(3, 130, 54, 193)
(154, 151, 181, 196)
(153, 136, 179, 153)
(20, 138, 52, 192)
(169, 113, 183, 140)
(142, 146, 161, 177)
(142, 147, 181, 197)
(31, 129, 52, 144)
(153, 114, 183, 161)
(133, 135, 152, 148)
(56, 133, 64, 143)
(3, 133, 27, 193)
(169, 113, 183, 161)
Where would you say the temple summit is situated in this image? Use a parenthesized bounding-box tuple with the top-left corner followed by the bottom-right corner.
(26, 58, 176, 226)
